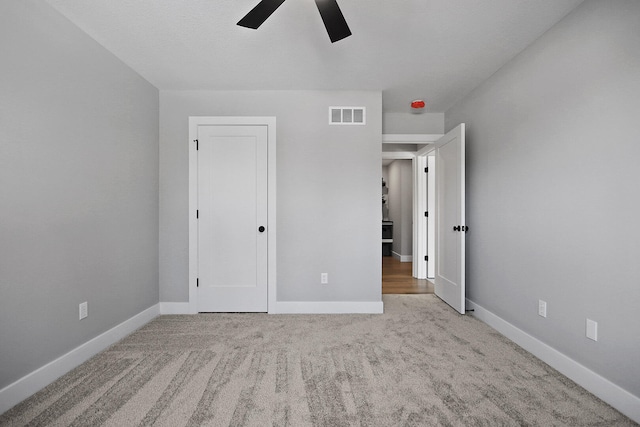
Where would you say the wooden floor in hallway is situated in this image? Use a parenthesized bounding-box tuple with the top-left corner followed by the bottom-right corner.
(382, 256, 434, 294)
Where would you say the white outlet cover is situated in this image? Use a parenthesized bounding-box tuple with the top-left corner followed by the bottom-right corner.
(79, 302, 88, 320)
(321, 273, 328, 284)
(538, 300, 547, 318)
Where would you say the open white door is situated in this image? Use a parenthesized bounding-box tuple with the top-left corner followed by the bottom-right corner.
(434, 124, 466, 314)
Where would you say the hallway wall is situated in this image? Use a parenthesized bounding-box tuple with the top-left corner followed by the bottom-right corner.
(387, 160, 413, 259)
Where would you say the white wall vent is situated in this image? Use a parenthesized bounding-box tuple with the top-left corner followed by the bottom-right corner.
(329, 107, 366, 125)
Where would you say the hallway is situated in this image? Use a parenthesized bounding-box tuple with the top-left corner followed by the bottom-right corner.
(382, 257, 434, 294)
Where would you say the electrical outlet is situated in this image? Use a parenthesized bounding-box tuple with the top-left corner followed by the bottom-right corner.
(321, 273, 328, 284)
(586, 319, 598, 341)
(79, 302, 88, 320)
(538, 300, 547, 318)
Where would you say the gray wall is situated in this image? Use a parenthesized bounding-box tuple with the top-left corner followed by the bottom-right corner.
(387, 160, 413, 257)
(160, 90, 382, 303)
(446, 0, 640, 398)
(383, 112, 444, 134)
(0, 0, 159, 390)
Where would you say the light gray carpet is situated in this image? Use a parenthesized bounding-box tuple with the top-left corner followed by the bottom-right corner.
(1, 295, 635, 426)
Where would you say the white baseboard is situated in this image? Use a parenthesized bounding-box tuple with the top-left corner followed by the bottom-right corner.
(466, 299, 640, 424)
(391, 252, 413, 262)
(159, 301, 384, 315)
(273, 301, 384, 314)
(0, 304, 160, 415)
(159, 302, 192, 314)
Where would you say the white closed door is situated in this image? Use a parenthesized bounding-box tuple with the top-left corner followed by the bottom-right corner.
(434, 124, 466, 314)
(197, 125, 268, 312)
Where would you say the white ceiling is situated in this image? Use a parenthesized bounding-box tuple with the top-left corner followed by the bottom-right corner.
(44, 0, 584, 113)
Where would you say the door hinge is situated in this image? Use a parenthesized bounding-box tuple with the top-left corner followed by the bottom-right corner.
(424, 211, 428, 217)
(196, 278, 199, 287)
(196, 210, 199, 219)
(424, 167, 429, 173)
(194, 139, 199, 150)
(424, 255, 429, 261)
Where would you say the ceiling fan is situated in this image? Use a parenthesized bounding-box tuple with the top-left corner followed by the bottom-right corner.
(237, 0, 352, 43)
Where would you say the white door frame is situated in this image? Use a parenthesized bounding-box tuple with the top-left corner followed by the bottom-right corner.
(188, 117, 277, 314)
(383, 134, 442, 279)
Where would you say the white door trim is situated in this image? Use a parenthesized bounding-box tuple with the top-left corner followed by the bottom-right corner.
(188, 117, 276, 314)
(383, 134, 443, 144)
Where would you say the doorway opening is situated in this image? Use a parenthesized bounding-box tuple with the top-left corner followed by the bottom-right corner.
(381, 135, 440, 294)
(382, 157, 433, 293)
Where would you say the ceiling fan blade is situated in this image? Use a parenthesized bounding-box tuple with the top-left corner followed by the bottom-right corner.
(315, 0, 352, 43)
(237, 0, 286, 29)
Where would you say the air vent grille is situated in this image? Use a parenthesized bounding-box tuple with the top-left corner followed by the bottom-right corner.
(329, 107, 366, 125)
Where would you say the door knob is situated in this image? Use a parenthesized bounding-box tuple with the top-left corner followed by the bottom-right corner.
(258, 226, 265, 233)
(453, 225, 460, 232)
